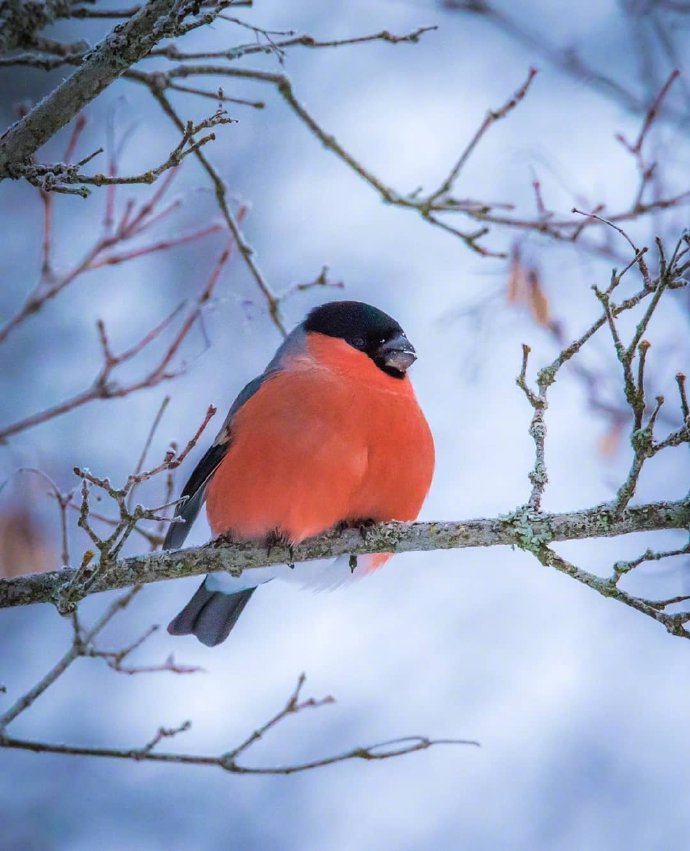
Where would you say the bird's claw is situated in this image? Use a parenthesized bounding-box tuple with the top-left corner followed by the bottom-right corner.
(357, 518, 376, 541)
(336, 517, 376, 540)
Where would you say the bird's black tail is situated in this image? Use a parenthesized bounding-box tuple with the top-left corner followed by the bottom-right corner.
(167, 580, 255, 647)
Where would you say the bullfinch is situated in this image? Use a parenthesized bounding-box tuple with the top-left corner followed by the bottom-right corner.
(165, 300, 434, 646)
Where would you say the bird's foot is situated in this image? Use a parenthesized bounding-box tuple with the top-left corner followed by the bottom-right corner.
(338, 519, 376, 573)
(265, 528, 289, 558)
(356, 518, 376, 541)
(336, 517, 376, 541)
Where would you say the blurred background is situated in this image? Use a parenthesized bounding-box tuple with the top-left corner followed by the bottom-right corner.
(1, 1, 690, 848)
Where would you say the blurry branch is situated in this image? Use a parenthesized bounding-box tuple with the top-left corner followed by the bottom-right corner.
(279, 265, 345, 303)
(129, 64, 539, 259)
(163, 83, 265, 109)
(131, 63, 690, 259)
(0, 586, 143, 729)
(147, 24, 437, 61)
(73, 585, 201, 678)
(83, 633, 202, 675)
(444, 1, 644, 110)
(442, 1, 690, 262)
(69, 1, 253, 18)
(0, 669, 474, 773)
(144, 79, 290, 336)
(0, 0, 76, 54)
(443, 0, 690, 125)
(0, 120, 242, 445)
(70, 5, 144, 20)
(5, 8, 687, 264)
(426, 67, 537, 204)
(616, 69, 681, 160)
(127, 394, 172, 514)
(0, 122, 224, 348)
(13, 468, 75, 568)
(0, 240, 231, 442)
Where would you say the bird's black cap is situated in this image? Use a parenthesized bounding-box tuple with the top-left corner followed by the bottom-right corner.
(304, 301, 415, 378)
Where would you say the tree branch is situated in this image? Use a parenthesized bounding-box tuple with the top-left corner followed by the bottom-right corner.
(0, 0, 194, 176)
(18, 107, 235, 196)
(0, 671, 474, 773)
(131, 62, 690, 259)
(2, 500, 688, 608)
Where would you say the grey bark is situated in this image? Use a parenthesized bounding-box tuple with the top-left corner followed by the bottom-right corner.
(0, 0, 73, 54)
(0, 0, 186, 176)
(1, 500, 688, 609)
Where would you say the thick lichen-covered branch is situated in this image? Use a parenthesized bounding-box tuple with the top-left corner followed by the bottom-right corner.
(1, 499, 688, 601)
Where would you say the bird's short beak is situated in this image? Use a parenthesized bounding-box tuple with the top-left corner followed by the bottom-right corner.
(378, 333, 417, 372)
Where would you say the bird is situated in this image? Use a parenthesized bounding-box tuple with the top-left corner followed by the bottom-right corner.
(165, 300, 435, 646)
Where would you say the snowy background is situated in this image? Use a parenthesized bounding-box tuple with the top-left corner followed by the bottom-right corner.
(1, 1, 690, 849)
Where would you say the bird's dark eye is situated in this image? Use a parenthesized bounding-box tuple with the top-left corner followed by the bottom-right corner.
(351, 336, 365, 349)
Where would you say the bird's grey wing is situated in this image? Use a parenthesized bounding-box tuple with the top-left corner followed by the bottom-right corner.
(162, 327, 307, 550)
(162, 374, 266, 550)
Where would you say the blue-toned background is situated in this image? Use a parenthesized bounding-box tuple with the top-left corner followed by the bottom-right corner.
(2, 2, 690, 849)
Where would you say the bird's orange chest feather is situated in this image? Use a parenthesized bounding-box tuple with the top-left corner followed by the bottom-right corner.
(206, 333, 434, 543)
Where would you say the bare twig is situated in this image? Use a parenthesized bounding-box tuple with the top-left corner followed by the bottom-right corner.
(444, 1, 685, 124)
(0, 586, 141, 729)
(143, 80, 288, 336)
(0, 673, 474, 772)
(127, 62, 690, 259)
(428, 66, 537, 203)
(19, 108, 236, 197)
(148, 25, 437, 62)
(0, 241, 231, 442)
(0, 158, 221, 347)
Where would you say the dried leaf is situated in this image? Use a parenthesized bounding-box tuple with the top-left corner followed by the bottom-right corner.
(0, 505, 52, 578)
(507, 244, 526, 304)
(599, 421, 624, 457)
(527, 268, 551, 327)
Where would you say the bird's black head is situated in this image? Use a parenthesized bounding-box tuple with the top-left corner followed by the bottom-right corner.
(304, 301, 417, 378)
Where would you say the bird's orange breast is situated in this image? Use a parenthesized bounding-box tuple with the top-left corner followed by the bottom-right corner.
(205, 332, 435, 545)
